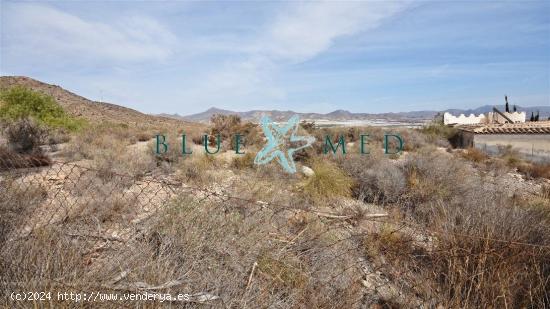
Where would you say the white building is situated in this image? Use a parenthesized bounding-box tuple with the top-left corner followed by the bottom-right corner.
(444, 110, 526, 126)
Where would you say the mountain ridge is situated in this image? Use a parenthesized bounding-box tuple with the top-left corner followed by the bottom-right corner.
(165, 105, 550, 123)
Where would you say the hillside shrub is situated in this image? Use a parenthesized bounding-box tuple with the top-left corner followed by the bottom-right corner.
(0, 86, 84, 131)
(4, 118, 46, 154)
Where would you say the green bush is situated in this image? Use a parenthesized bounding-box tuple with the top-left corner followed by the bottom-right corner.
(420, 123, 458, 146)
(0, 86, 84, 131)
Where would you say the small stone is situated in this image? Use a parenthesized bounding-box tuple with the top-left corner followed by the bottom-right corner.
(301, 165, 315, 177)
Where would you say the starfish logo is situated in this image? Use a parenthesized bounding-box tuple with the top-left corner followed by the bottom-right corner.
(254, 115, 315, 173)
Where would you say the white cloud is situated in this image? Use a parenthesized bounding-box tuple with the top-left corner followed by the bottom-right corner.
(3, 3, 177, 63)
(186, 1, 411, 108)
(263, 1, 411, 62)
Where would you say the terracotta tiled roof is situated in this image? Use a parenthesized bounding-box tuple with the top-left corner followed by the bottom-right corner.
(457, 121, 550, 134)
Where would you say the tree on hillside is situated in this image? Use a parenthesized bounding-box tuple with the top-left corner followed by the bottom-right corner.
(0, 86, 83, 130)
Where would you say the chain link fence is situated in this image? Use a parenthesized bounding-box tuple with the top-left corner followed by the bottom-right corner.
(1, 153, 549, 308)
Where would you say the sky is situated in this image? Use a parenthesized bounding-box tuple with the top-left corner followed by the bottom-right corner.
(1, 0, 549, 115)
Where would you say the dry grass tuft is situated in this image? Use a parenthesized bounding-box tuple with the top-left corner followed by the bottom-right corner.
(302, 160, 354, 202)
(461, 147, 489, 163)
(517, 162, 550, 179)
(175, 154, 218, 183)
(230, 151, 256, 170)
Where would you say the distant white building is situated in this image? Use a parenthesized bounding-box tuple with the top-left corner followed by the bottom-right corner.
(487, 111, 526, 124)
(444, 112, 486, 125)
(444, 110, 526, 125)
(444, 96, 527, 126)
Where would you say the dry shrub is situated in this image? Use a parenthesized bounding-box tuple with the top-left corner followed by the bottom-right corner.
(420, 123, 459, 147)
(340, 152, 406, 204)
(299, 120, 315, 133)
(135, 131, 151, 142)
(75, 196, 363, 308)
(67, 176, 138, 224)
(191, 133, 206, 145)
(363, 223, 415, 267)
(175, 154, 217, 183)
(209, 114, 262, 150)
(62, 126, 113, 160)
(302, 160, 354, 202)
(230, 151, 256, 170)
(361, 145, 550, 307)
(495, 145, 550, 179)
(2, 125, 548, 308)
(63, 122, 155, 161)
(399, 129, 428, 151)
(4, 118, 46, 154)
(1, 228, 89, 306)
(0, 180, 47, 245)
(210, 114, 241, 136)
(517, 162, 550, 179)
(429, 199, 550, 308)
(461, 147, 489, 163)
(93, 141, 155, 183)
(209, 114, 240, 149)
(257, 253, 308, 290)
(401, 147, 475, 212)
(0, 145, 51, 170)
(1, 170, 151, 306)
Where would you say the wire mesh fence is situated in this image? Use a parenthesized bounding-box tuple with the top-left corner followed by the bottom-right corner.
(1, 153, 549, 308)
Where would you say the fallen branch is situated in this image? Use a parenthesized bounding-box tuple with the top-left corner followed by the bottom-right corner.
(314, 212, 388, 220)
(65, 232, 124, 242)
(112, 277, 189, 291)
(109, 270, 130, 285)
(241, 261, 258, 308)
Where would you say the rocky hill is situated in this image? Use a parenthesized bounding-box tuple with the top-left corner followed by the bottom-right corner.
(0, 76, 194, 128)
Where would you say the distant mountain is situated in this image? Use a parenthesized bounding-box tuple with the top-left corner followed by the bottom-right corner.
(159, 107, 236, 122)
(169, 108, 438, 123)
(170, 104, 549, 123)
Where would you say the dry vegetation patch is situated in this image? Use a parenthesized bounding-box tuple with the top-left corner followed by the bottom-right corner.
(302, 159, 354, 203)
(1, 115, 549, 308)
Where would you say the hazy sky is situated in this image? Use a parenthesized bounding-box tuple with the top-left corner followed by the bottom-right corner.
(1, 1, 549, 115)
